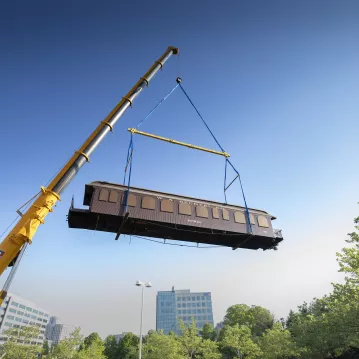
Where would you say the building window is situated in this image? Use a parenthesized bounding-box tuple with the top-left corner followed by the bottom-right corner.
(99, 189, 109, 202)
(9, 308, 16, 313)
(17, 311, 24, 316)
(258, 216, 269, 228)
(234, 211, 246, 224)
(196, 206, 208, 218)
(197, 303, 200, 307)
(192, 297, 195, 301)
(109, 191, 119, 203)
(26, 307, 32, 312)
(19, 304, 26, 310)
(24, 313, 30, 318)
(222, 209, 229, 221)
(33, 310, 39, 314)
(202, 303, 205, 307)
(179, 203, 192, 216)
(31, 315, 36, 319)
(196, 296, 200, 301)
(15, 317, 22, 322)
(4, 322, 12, 327)
(212, 208, 219, 219)
(161, 199, 174, 213)
(7, 315, 15, 320)
(142, 196, 156, 210)
(11, 302, 19, 307)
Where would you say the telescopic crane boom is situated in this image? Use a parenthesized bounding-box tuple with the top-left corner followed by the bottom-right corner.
(0, 46, 179, 303)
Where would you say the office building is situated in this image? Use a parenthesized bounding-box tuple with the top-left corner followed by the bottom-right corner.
(156, 287, 214, 335)
(0, 293, 50, 346)
(46, 316, 75, 344)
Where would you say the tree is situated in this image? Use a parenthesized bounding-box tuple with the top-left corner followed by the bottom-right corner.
(224, 304, 274, 337)
(220, 325, 261, 359)
(103, 335, 118, 359)
(178, 319, 221, 359)
(52, 328, 83, 359)
(286, 210, 359, 358)
(83, 332, 103, 349)
(200, 323, 217, 341)
(142, 330, 183, 359)
(43, 340, 50, 355)
(199, 339, 221, 359)
(257, 322, 301, 359)
(116, 333, 139, 359)
(75, 331, 105, 359)
(1, 326, 42, 359)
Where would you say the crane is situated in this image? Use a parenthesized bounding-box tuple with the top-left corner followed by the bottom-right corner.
(0, 46, 179, 304)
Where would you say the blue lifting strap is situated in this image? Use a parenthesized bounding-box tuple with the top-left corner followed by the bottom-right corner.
(179, 83, 253, 234)
(136, 83, 179, 128)
(123, 133, 134, 212)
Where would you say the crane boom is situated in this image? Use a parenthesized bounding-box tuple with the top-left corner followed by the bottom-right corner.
(0, 46, 179, 300)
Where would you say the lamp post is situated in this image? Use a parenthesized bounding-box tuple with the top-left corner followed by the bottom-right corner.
(136, 280, 152, 359)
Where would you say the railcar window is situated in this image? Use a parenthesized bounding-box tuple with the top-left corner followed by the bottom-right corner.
(161, 199, 174, 213)
(196, 206, 208, 218)
(258, 216, 269, 228)
(222, 209, 229, 221)
(142, 196, 156, 210)
(123, 193, 137, 207)
(99, 189, 109, 202)
(109, 191, 119, 203)
(179, 203, 192, 216)
(234, 211, 246, 224)
(212, 208, 219, 219)
(250, 214, 256, 225)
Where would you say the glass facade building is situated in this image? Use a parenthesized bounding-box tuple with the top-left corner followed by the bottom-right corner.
(156, 287, 214, 335)
(0, 293, 50, 346)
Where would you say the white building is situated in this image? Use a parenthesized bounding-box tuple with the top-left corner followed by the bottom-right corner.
(0, 293, 50, 346)
(46, 316, 75, 345)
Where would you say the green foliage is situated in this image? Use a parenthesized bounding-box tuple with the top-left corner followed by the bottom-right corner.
(142, 330, 183, 359)
(76, 332, 105, 359)
(116, 333, 139, 359)
(200, 323, 217, 341)
(257, 322, 301, 359)
(52, 328, 83, 359)
(224, 304, 274, 337)
(1, 326, 42, 359)
(286, 210, 359, 359)
(220, 324, 262, 359)
(43, 339, 50, 355)
(103, 335, 118, 359)
(178, 319, 221, 359)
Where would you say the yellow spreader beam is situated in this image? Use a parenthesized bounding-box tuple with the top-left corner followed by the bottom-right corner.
(128, 128, 230, 158)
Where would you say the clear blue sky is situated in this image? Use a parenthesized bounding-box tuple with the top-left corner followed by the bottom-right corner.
(0, 0, 359, 337)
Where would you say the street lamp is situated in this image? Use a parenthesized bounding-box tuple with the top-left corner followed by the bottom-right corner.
(136, 280, 152, 359)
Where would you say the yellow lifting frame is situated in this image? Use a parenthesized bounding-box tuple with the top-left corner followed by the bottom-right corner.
(128, 128, 230, 158)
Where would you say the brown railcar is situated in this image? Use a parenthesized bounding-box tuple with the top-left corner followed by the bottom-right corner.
(68, 181, 283, 250)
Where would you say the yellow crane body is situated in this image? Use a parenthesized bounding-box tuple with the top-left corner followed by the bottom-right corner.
(0, 46, 179, 302)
